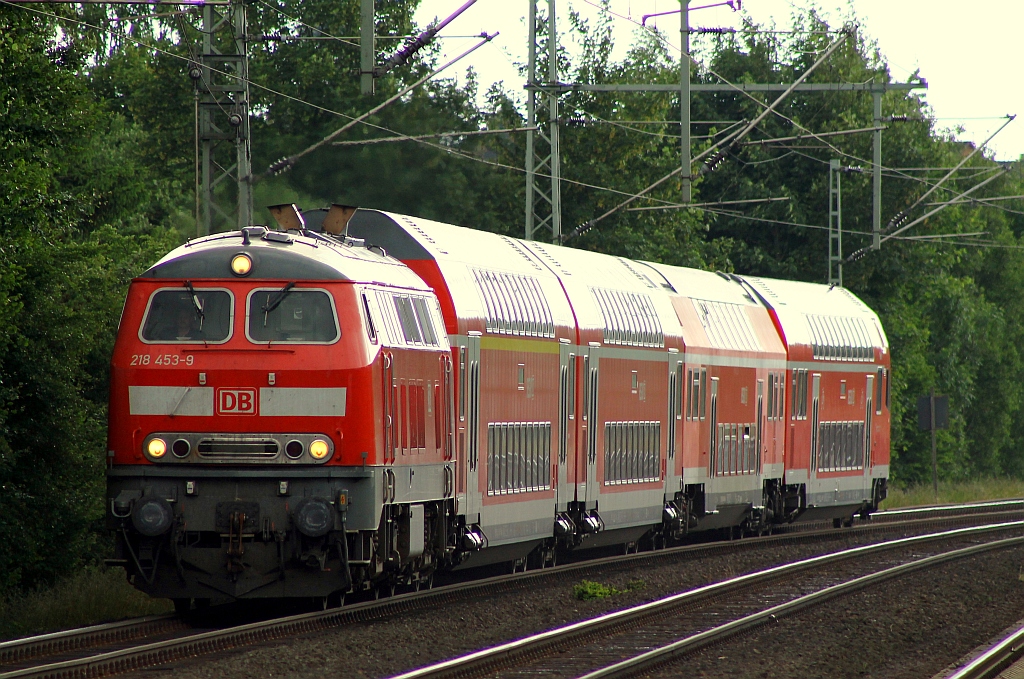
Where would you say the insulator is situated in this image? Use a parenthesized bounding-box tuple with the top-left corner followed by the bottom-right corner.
(886, 210, 909, 231)
(187, 63, 202, 81)
(228, 113, 243, 128)
(705, 150, 728, 173)
(268, 157, 294, 175)
(694, 27, 735, 34)
(889, 114, 909, 122)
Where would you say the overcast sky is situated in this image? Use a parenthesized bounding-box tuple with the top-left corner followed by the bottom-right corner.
(414, 1, 1023, 161)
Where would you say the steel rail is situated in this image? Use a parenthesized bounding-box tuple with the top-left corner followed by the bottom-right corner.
(876, 498, 1024, 518)
(389, 521, 1024, 679)
(944, 622, 1024, 679)
(580, 535, 1024, 679)
(6, 507, 1023, 679)
(0, 615, 181, 666)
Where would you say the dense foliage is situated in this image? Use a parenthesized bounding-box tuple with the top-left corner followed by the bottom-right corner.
(2, 0, 1022, 594)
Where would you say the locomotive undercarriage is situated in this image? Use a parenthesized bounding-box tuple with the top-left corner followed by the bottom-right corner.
(107, 469, 463, 605)
(108, 469, 885, 605)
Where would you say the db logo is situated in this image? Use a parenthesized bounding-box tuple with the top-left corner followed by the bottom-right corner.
(217, 388, 257, 415)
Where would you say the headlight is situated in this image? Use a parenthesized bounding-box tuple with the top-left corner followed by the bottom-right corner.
(147, 438, 167, 459)
(285, 440, 304, 459)
(309, 439, 329, 460)
(172, 438, 190, 458)
(230, 253, 252, 276)
(292, 497, 334, 537)
(132, 497, 173, 536)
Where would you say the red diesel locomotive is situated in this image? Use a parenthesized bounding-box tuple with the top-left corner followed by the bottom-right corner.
(106, 206, 890, 607)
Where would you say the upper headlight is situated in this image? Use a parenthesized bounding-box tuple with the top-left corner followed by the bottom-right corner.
(230, 253, 253, 276)
(309, 439, 329, 460)
(147, 438, 167, 459)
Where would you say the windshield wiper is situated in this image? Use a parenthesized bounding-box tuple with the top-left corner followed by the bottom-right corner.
(262, 282, 296, 327)
(183, 280, 205, 331)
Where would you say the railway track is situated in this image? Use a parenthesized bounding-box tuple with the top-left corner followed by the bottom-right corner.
(3, 503, 1023, 679)
(938, 620, 1024, 679)
(392, 521, 1024, 679)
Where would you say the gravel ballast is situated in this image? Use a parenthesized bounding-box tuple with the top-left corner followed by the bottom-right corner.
(131, 525, 1024, 679)
(643, 545, 1024, 679)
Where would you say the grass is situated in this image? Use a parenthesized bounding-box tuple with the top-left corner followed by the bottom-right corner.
(573, 579, 646, 601)
(881, 477, 1024, 510)
(0, 567, 173, 641)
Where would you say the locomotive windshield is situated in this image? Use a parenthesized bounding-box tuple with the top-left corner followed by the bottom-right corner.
(247, 288, 339, 343)
(140, 288, 232, 343)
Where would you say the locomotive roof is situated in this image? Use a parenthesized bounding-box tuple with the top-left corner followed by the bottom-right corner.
(139, 226, 429, 290)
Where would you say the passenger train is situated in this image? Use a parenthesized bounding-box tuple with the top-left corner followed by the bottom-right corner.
(106, 205, 890, 608)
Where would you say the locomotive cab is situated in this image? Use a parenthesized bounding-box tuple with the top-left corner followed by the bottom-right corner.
(106, 226, 454, 605)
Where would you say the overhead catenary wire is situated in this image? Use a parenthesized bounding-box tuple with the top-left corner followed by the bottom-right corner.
(788, 149, 1024, 218)
(258, 32, 498, 180)
(332, 126, 538, 146)
(880, 168, 1009, 243)
(562, 28, 851, 242)
(740, 125, 886, 146)
(16, 0, 1019, 257)
(579, 114, 745, 141)
(560, 120, 753, 242)
(545, 0, 987, 233)
(846, 167, 1010, 261)
(693, 28, 852, 177)
(627, 196, 792, 211)
(5, 0, 702, 216)
(252, 0, 359, 48)
(884, 115, 1016, 228)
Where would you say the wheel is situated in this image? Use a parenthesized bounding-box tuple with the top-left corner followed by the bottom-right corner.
(172, 598, 192, 615)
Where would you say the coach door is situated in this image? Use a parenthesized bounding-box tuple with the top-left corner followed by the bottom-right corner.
(756, 379, 764, 475)
(383, 350, 395, 465)
(461, 333, 482, 524)
(708, 377, 719, 477)
(581, 343, 601, 509)
(810, 373, 821, 480)
(665, 354, 683, 499)
(557, 341, 575, 513)
(864, 374, 874, 477)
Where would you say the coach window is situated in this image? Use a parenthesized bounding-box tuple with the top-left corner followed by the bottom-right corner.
(699, 368, 708, 420)
(393, 295, 423, 344)
(775, 373, 782, 419)
(884, 368, 890, 410)
(361, 293, 377, 344)
(568, 355, 576, 418)
(412, 297, 439, 346)
(459, 346, 467, 421)
(141, 287, 233, 343)
(675, 364, 684, 420)
(688, 372, 696, 419)
(876, 368, 884, 415)
(246, 288, 338, 343)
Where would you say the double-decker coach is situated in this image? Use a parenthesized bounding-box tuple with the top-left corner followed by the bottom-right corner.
(742, 277, 891, 522)
(641, 265, 790, 533)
